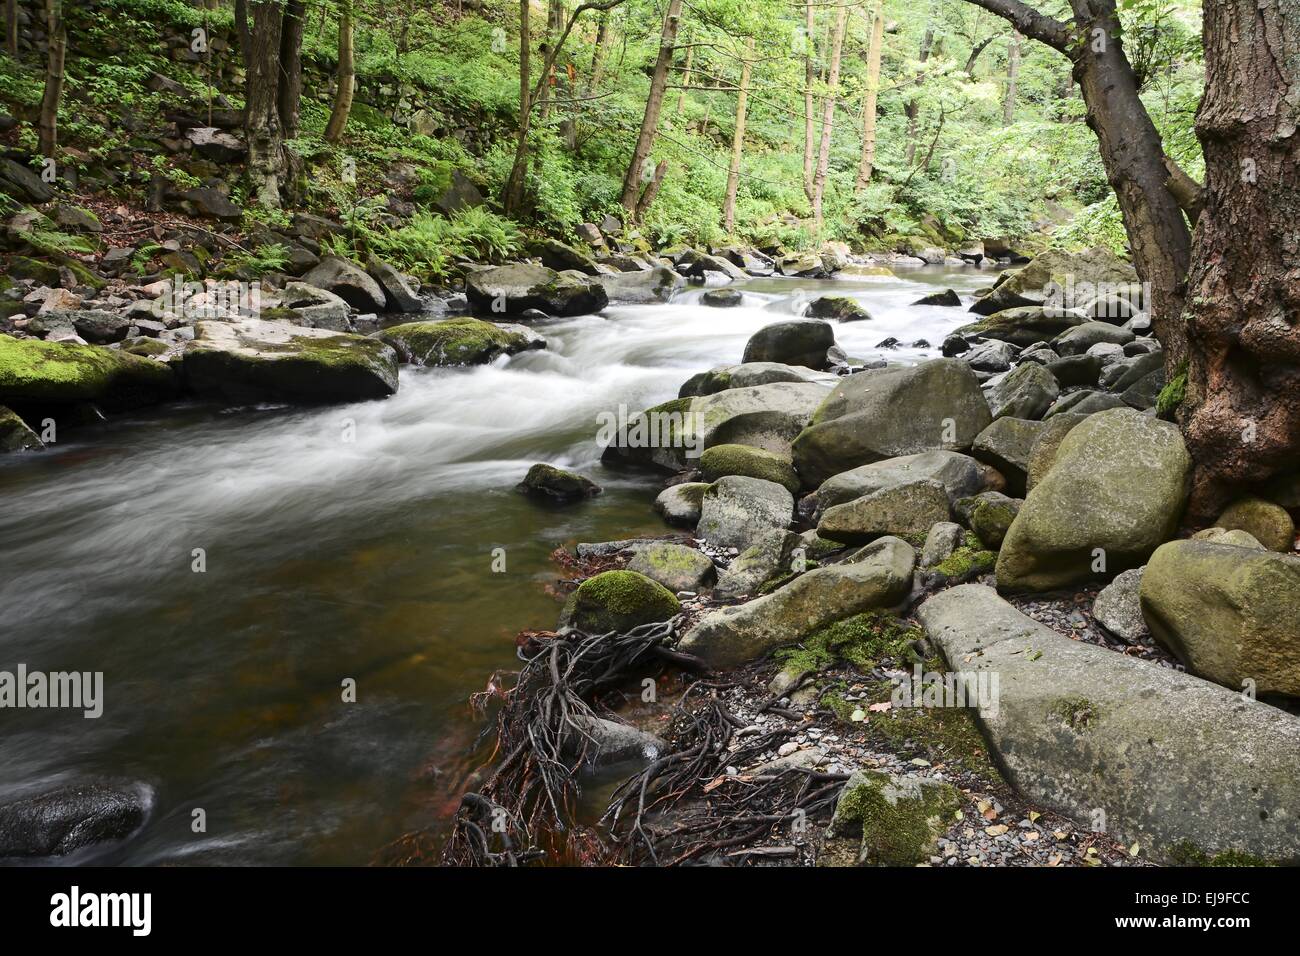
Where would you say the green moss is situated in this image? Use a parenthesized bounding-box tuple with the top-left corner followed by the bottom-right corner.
(699, 443, 800, 493)
(933, 546, 997, 579)
(774, 610, 920, 676)
(376, 318, 530, 367)
(1156, 361, 1188, 418)
(1167, 841, 1277, 867)
(1050, 695, 1100, 732)
(0, 333, 174, 404)
(564, 569, 681, 633)
(829, 770, 962, 866)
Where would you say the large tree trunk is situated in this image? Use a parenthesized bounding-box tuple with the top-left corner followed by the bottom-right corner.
(324, 0, 355, 144)
(1180, 0, 1300, 516)
(245, 2, 286, 208)
(722, 37, 754, 233)
(802, 2, 816, 202)
(811, 0, 848, 229)
(854, 0, 885, 192)
(619, 0, 682, 213)
(233, 0, 251, 63)
(1003, 31, 1020, 125)
(37, 0, 65, 159)
(6, 0, 19, 58)
(503, 0, 534, 215)
(277, 0, 306, 140)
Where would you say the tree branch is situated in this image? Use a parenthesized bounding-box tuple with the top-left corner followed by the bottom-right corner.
(1163, 155, 1205, 222)
(960, 0, 1072, 53)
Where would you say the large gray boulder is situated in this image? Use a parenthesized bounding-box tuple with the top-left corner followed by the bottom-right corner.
(792, 359, 992, 488)
(954, 306, 1089, 347)
(916, 585, 1300, 864)
(697, 476, 794, 550)
(713, 529, 803, 600)
(679, 537, 915, 667)
(986, 362, 1059, 420)
(679, 362, 830, 397)
(972, 417, 1045, 495)
(996, 409, 1191, 592)
(815, 449, 1000, 514)
(1141, 541, 1300, 698)
(302, 256, 389, 312)
(183, 319, 399, 404)
(818, 479, 952, 545)
(466, 263, 608, 317)
(595, 265, 686, 305)
(742, 319, 837, 369)
(968, 246, 1139, 316)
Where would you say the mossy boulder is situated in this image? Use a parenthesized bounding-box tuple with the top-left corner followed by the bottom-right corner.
(1212, 496, 1295, 553)
(0, 334, 177, 410)
(654, 481, 708, 527)
(0, 405, 42, 451)
(956, 491, 1023, 549)
(1024, 412, 1090, 491)
(1141, 541, 1300, 698)
(516, 463, 601, 503)
(968, 246, 1139, 317)
(183, 318, 398, 405)
(805, 295, 872, 322)
(377, 318, 543, 367)
(699, 443, 800, 494)
(465, 263, 608, 317)
(559, 570, 681, 634)
(818, 478, 951, 545)
(822, 770, 961, 866)
(626, 542, 716, 593)
(954, 306, 1088, 347)
(996, 409, 1191, 592)
(677, 361, 826, 397)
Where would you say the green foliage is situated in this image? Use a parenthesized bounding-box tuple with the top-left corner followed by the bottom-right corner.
(364, 208, 523, 280)
(224, 243, 292, 278)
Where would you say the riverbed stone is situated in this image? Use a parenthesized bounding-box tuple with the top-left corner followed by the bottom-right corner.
(996, 408, 1192, 592)
(815, 450, 1001, 515)
(955, 306, 1089, 346)
(742, 319, 837, 369)
(697, 475, 794, 550)
(303, 256, 389, 312)
(0, 334, 177, 410)
(595, 266, 685, 304)
(920, 521, 966, 568)
(986, 361, 1059, 420)
(679, 362, 830, 397)
(1212, 496, 1295, 553)
(1141, 541, 1300, 698)
(971, 417, 1043, 496)
(626, 542, 716, 593)
(1052, 320, 1134, 356)
(822, 770, 962, 867)
(967, 247, 1138, 316)
(466, 263, 609, 317)
(1093, 567, 1148, 643)
(818, 479, 951, 546)
(0, 405, 42, 451)
(806, 295, 872, 322)
(1024, 413, 1090, 491)
(183, 318, 399, 404)
(376, 318, 543, 367)
(700, 443, 800, 494)
(654, 482, 708, 527)
(679, 537, 916, 668)
(792, 359, 992, 488)
(559, 569, 681, 634)
(516, 462, 602, 503)
(956, 491, 1023, 549)
(713, 529, 802, 600)
(916, 584, 1300, 864)
(0, 782, 151, 858)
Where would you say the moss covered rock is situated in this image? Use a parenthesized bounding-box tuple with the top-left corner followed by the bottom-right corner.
(0, 334, 177, 410)
(376, 318, 543, 367)
(626, 543, 716, 593)
(805, 295, 872, 322)
(823, 770, 961, 866)
(0, 405, 43, 451)
(654, 481, 708, 527)
(516, 462, 601, 503)
(699, 443, 800, 494)
(1213, 497, 1295, 553)
(465, 263, 608, 317)
(559, 569, 681, 634)
(956, 491, 1023, 549)
(818, 479, 952, 546)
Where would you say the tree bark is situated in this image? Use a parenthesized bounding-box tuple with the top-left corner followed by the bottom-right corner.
(903, 5, 937, 166)
(634, 159, 668, 223)
(811, 0, 847, 229)
(37, 0, 65, 159)
(619, 0, 682, 213)
(324, 0, 355, 143)
(723, 37, 754, 233)
(6, 0, 19, 59)
(277, 0, 306, 140)
(1179, 0, 1300, 515)
(233, 0, 251, 63)
(802, 2, 817, 202)
(245, 2, 285, 208)
(503, 0, 534, 215)
(1003, 30, 1020, 125)
(676, 39, 693, 116)
(854, 0, 885, 192)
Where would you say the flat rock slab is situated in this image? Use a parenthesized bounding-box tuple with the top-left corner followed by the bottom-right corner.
(916, 584, 1300, 863)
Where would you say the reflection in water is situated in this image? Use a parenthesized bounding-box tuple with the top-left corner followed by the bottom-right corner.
(0, 268, 988, 863)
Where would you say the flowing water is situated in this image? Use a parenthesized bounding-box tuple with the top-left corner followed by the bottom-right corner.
(0, 267, 990, 864)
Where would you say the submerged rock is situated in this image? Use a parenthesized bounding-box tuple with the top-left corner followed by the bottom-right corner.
(516, 463, 602, 503)
(0, 782, 151, 858)
(376, 318, 543, 367)
(0, 405, 42, 451)
(559, 569, 681, 634)
(805, 295, 872, 322)
(183, 319, 398, 404)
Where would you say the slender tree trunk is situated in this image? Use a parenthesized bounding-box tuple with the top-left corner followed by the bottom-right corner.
(634, 159, 668, 222)
(588, 11, 610, 91)
(619, 0, 682, 213)
(6, 0, 19, 58)
(245, 2, 286, 208)
(811, 0, 847, 229)
(676, 40, 693, 116)
(1180, 0, 1300, 515)
(854, 0, 885, 192)
(802, 2, 816, 202)
(503, 0, 533, 215)
(904, 6, 936, 166)
(277, 0, 306, 140)
(233, 0, 251, 63)
(37, 0, 65, 159)
(723, 37, 754, 233)
(539, 0, 562, 121)
(324, 0, 355, 143)
(1003, 31, 1020, 125)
